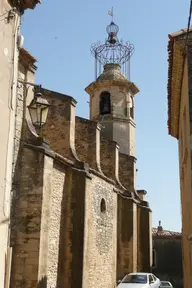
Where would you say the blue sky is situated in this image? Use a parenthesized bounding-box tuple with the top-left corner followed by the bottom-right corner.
(21, 0, 190, 232)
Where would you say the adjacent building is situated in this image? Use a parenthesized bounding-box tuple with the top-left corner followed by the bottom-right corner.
(8, 20, 152, 287)
(167, 26, 192, 288)
(0, 1, 40, 287)
(152, 222, 183, 288)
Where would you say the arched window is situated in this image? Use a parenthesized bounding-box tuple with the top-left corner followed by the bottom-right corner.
(130, 95, 134, 119)
(100, 198, 106, 213)
(100, 91, 111, 115)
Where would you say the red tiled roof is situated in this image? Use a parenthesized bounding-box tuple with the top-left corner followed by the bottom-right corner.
(152, 228, 181, 237)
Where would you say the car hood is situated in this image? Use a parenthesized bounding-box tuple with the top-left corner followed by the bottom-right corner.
(117, 283, 149, 288)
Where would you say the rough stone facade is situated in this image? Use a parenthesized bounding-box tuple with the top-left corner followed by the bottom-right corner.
(8, 42, 152, 287)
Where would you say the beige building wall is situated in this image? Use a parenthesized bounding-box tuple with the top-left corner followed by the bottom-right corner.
(178, 57, 192, 288)
(0, 1, 20, 287)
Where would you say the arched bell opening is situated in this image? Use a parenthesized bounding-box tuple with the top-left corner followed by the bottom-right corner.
(99, 91, 111, 115)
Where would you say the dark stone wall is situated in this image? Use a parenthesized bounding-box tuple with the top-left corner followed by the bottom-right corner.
(10, 146, 44, 288)
(152, 237, 183, 288)
(117, 196, 135, 280)
(57, 167, 86, 288)
(119, 153, 134, 191)
(137, 206, 151, 273)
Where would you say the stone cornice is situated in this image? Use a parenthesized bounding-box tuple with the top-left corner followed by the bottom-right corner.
(167, 30, 189, 138)
(85, 79, 139, 96)
(168, 41, 185, 138)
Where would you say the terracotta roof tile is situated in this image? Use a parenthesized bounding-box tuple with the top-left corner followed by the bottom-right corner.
(152, 228, 181, 237)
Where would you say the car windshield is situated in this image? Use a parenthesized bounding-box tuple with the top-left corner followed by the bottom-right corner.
(122, 274, 147, 284)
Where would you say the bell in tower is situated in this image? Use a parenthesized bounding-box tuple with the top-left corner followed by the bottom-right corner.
(85, 19, 139, 157)
(100, 91, 111, 115)
(107, 21, 119, 44)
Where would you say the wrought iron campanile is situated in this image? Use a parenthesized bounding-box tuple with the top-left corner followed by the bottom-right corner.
(91, 20, 135, 80)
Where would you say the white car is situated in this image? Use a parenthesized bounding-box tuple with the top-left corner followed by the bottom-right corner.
(117, 272, 161, 288)
(160, 281, 173, 288)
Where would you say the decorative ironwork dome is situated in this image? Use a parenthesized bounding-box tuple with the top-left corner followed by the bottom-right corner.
(91, 21, 134, 79)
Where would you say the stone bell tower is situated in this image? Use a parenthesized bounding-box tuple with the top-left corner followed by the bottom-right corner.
(85, 21, 139, 157)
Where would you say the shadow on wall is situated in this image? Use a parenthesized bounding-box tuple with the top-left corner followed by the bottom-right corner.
(37, 276, 47, 288)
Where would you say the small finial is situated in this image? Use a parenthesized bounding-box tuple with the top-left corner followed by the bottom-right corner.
(158, 221, 163, 232)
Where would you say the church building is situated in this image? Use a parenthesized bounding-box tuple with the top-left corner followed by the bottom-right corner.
(9, 20, 152, 288)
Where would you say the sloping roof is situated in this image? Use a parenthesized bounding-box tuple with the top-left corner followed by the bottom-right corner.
(19, 48, 37, 70)
(167, 26, 192, 138)
(85, 63, 139, 95)
(152, 227, 181, 237)
(96, 64, 127, 81)
(169, 26, 192, 38)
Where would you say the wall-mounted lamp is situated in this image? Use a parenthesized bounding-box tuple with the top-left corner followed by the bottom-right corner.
(18, 79, 50, 129)
(28, 90, 50, 128)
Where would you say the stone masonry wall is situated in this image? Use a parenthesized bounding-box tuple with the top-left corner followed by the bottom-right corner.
(56, 167, 86, 288)
(137, 206, 152, 273)
(83, 174, 117, 288)
(117, 196, 137, 280)
(10, 147, 67, 288)
(46, 162, 65, 287)
(9, 83, 151, 288)
(41, 89, 77, 161)
(10, 146, 44, 288)
(100, 137, 117, 180)
(75, 117, 99, 170)
(119, 153, 134, 190)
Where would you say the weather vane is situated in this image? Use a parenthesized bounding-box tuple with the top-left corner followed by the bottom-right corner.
(108, 7, 114, 22)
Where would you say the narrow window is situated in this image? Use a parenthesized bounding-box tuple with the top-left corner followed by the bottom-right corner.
(100, 198, 106, 213)
(130, 95, 134, 119)
(100, 91, 111, 115)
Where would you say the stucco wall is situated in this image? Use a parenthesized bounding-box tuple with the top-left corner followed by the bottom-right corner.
(89, 84, 136, 156)
(90, 86, 128, 120)
(0, 2, 20, 287)
(178, 56, 192, 288)
(83, 175, 117, 288)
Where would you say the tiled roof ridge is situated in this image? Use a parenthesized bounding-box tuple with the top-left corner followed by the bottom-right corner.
(152, 227, 181, 237)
